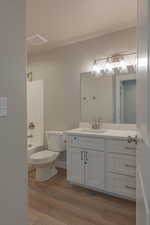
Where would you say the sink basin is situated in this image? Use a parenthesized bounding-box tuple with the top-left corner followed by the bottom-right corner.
(80, 129, 107, 134)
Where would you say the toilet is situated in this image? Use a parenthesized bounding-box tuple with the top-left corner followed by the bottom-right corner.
(30, 131, 66, 181)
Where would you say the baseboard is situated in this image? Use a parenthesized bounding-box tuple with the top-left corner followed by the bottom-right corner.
(68, 180, 136, 201)
(55, 160, 66, 169)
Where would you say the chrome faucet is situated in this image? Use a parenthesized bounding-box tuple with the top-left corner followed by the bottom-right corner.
(28, 122, 35, 130)
(91, 118, 103, 129)
(99, 119, 103, 128)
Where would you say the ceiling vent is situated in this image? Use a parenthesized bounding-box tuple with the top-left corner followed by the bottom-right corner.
(27, 34, 48, 45)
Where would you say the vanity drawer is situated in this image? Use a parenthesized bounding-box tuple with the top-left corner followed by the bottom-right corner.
(106, 139, 136, 155)
(107, 173, 136, 199)
(107, 154, 136, 176)
(69, 136, 104, 150)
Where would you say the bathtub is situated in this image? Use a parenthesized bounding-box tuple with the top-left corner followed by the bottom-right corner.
(27, 144, 40, 171)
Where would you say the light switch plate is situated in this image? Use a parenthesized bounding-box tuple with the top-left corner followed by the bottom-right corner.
(0, 97, 7, 117)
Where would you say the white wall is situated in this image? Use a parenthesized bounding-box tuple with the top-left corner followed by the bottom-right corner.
(0, 1, 27, 225)
(30, 27, 136, 132)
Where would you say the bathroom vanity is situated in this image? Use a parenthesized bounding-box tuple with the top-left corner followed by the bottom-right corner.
(65, 128, 136, 200)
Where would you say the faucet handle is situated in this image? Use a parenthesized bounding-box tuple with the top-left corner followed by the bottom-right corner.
(91, 119, 97, 129)
(98, 118, 103, 128)
(29, 122, 35, 130)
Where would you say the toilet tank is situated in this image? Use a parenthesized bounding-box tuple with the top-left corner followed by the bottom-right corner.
(46, 131, 66, 152)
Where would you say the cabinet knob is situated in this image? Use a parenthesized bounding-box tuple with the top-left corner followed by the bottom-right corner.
(133, 135, 138, 145)
(128, 135, 138, 145)
(125, 164, 136, 169)
(128, 136, 133, 143)
(125, 185, 136, 190)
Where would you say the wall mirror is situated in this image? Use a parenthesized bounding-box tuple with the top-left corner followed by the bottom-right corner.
(80, 72, 136, 124)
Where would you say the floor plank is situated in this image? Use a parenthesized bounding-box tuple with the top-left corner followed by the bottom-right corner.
(28, 168, 136, 225)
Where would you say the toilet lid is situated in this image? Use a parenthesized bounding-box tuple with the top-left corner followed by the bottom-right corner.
(30, 150, 59, 164)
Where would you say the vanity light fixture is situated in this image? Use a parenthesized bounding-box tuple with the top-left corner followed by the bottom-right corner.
(92, 52, 136, 76)
(119, 60, 127, 71)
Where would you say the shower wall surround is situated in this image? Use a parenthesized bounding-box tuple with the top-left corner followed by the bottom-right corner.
(27, 80, 44, 147)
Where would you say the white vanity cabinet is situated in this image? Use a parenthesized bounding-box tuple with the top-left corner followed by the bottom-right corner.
(67, 136, 105, 190)
(66, 132, 136, 200)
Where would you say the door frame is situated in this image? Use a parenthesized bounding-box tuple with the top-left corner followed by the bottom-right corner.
(115, 73, 136, 123)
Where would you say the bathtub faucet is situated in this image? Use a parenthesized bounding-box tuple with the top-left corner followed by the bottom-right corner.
(27, 134, 33, 138)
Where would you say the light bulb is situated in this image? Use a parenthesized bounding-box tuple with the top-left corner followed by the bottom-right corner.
(92, 64, 100, 74)
(92, 60, 104, 76)
(112, 61, 120, 69)
(119, 60, 127, 70)
(105, 62, 113, 73)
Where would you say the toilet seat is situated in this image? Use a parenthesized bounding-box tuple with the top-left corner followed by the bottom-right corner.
(30, 150, 59, 165)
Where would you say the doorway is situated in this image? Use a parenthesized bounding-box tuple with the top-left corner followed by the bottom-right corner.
(120, 79, 136, 123)
(116, 73, 136, 123)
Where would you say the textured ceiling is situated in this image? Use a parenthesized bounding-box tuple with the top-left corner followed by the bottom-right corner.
(27, 0, 137, 54)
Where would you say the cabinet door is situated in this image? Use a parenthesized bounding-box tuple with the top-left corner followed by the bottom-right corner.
(85, 150, 104, 189)
(67, 148, 84, 185)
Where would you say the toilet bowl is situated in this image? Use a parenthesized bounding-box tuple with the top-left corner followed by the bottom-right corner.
(30, 131, 66, 181)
